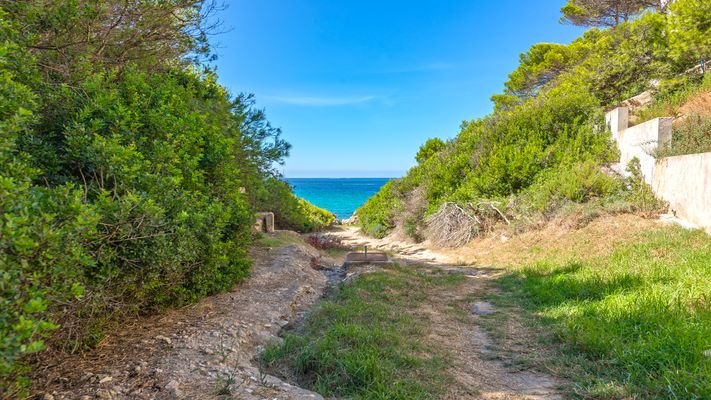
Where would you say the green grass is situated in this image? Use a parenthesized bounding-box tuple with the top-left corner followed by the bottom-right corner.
(492, 226, 711, 399)
(256, 232, 304, 248)
(261, 266, 464, 400)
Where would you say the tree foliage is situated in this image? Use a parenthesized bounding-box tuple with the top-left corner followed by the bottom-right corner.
(560, 0, 659, 27)
(667, 0, 711, 67)
(0, 0, 219, 82)
(415, 138, 446, 164)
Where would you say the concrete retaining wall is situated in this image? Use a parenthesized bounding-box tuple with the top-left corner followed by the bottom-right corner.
(653, 153, 711, 233)
(617, 117, 672, 184)
(606, 106, 711, 233)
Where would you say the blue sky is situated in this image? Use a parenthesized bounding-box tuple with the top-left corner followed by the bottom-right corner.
(211, 1, 585, 178)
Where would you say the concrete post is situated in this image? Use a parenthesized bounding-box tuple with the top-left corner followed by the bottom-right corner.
(253, 212, 275, 233)
(605, 107, 629, 140)
(658, 117, 673, 149)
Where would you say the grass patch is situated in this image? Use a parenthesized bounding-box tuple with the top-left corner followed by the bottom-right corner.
(261, 266, 464, 399)
(322, 247, 349, 259)
(491, 226, 711, 398)
(657, 114, 711, 157)
(256, 232, 304, 248)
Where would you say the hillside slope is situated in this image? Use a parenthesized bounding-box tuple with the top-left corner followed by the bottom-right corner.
(358, 0, 711, 245)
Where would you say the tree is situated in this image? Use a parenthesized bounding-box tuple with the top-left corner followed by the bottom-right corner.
(416, 138, 446, 164)
(504, 43, 576, 100)
(0, 0, 223, 82)
(560, 0, 659, 27)
(667, 0, 711, 67)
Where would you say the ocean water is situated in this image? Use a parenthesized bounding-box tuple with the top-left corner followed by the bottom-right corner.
(286, 178, 392, 220)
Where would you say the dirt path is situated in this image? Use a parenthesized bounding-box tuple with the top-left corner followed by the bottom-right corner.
(329, 226, 456, 265)
(33, 233, 326, 400)
(34, 227, 563, 400)
(328, 227, 563, 400)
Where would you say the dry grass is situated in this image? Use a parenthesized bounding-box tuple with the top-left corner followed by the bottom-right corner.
(449, 214, 658, 268)
(425, 202, 509, 248)
(676, 87, 711, 124)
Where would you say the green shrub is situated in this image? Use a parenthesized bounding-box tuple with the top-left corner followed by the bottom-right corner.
(357, 180, 402, 238)
(516, 160, 624, 214)
(297, 197, 337, 230)
(0, 4, 312, 394)
(0, 36, 98, 392)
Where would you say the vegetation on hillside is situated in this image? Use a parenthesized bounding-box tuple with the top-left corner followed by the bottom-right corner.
(0, 1, 329, 395)
(358, 0, 711, 242)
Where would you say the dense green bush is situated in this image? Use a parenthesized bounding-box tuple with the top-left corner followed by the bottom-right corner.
(0, 2, 326, 395)
(358, 180, 404, 238)
(359, 0, 711, 240)
(0, 30, 98, 389)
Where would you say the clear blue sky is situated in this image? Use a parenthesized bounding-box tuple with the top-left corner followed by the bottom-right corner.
(211, 0, 585, 178)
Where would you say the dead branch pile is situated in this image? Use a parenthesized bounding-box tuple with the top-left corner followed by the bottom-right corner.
(425, 201, 510, 247)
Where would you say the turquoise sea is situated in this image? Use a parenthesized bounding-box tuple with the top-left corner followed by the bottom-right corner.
(286, 178, 392, 220)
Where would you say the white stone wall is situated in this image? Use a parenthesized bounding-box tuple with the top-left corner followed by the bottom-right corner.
(605, 106, 711, 233)
(616, 117, 672, 184)
(653, 153, 711, 234)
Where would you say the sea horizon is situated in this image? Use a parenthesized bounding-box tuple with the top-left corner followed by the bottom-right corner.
(285, 177, 392, 219)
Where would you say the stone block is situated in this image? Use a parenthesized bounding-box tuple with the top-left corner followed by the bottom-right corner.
(254, 212, 275, 233)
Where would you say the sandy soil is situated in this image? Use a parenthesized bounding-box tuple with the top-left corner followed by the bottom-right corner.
(676, 87, 711, 123)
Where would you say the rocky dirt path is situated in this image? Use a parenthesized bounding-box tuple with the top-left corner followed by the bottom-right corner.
(328, 227, 563, 400)
(34, 227, 563, 400)
(329, 226, 455, 265)
(33, 233, 327, 400)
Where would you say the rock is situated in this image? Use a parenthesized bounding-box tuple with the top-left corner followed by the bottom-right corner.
(341, 214, 359, 225)
(99, 376, 113, 384)
(96, 389, 115, 399)
(164, 380, 182, 398)
(470, 301, 496, 316)
(155, 335, 172, 345)
(41, 394, 55, 400)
